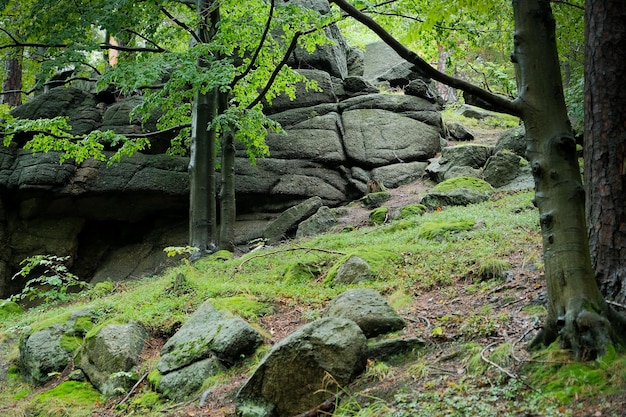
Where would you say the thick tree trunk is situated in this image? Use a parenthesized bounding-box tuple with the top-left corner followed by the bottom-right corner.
(1, 49, 23, 106)
(513, 0, 625, 358)
(584, 0, 626, 305)
(189, 0, 218, 256)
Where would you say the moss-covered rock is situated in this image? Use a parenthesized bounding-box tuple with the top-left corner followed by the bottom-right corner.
(360, 191, 391, 209)
(431, 176, 493, 194)
(369, 207, 389, 225)
(422, 176, 493, 209)
(0, 299, 23, 319)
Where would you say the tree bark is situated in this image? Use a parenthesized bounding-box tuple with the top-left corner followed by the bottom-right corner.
(1, 48, 23, 106)
(188, 0, 218, 256)
(218, 89, 236, 252)
(513, 0, 625, 359)
(584, 0, 626, 305)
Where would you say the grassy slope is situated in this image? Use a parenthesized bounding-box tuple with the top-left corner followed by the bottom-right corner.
(1, 113, 626, 416)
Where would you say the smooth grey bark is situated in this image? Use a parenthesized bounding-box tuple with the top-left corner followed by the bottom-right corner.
(331, 0, 626, 359)
(189, 0, 218, 256)
(218, 89, 236, 251)
(584, 0, 626, 306)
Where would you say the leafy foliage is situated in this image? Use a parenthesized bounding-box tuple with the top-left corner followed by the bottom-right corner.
(11, 255, 90, 303)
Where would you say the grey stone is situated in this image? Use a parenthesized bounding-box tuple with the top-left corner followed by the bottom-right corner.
(443, 165, 483, 180)
(236, 317, 367, 417)
(265, 70, 337, 114)
(440, 144, 492, 169)
(421, 187, 492, 209)
(332, 256, 373, 284)
(11, 87, 100, 135)
(343, 76, 380, 96)
(346, 46, 365, 77)
(494, 125, 526, 158)
(367, 337, 426, 360)
(77, 322, 147, 396)
(339, 93, 439, 115)
(157, 357, 222, 401)
(371, 161, 428, 188)
(296, 206, 338, 238)
(454, 104, 495, 120)
(482, 151, 522, 188)
(263, 196, 323, 243)
(157, 301, 262, 373)
(342, 109, 441, 166)
(446, 121, 475, 141)
(405, 78, 442, 105)
(323, 288, 406, 338)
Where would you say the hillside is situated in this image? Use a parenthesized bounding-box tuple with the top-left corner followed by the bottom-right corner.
(1, 121, 626, 417)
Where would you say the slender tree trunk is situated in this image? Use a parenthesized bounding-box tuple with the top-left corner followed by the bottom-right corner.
(219, 127, 236, 252)
(512, 0, 625, 359)
(189, 0, 218, 256)
(1, 48, 23, 106)
(584, 0, 626, 305)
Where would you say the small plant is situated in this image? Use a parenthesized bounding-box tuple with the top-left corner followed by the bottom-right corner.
(11, 255, 89, 303)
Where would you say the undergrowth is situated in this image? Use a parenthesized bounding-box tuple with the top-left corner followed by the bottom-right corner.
(1, 190, 625, 416)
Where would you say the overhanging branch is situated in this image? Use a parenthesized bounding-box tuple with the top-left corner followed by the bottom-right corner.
(330, 0, 522, 117)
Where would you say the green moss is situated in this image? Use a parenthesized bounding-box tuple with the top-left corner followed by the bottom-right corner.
(476, 258, 511, 280)
(212, 250, 234, 261)
(73, 316, 94, 335)
(32, 381, 102, 407)
(148, 368, 163, 388)
(0, 300, 23, 318)
(432, 176, 493, 194)
(385, 219, 416, 233)
(28, 312, 73, 333)
(90, 281, 114, 298)
(60, 334, 83, 354)
(211, 295, 273, 319)
(398, 204, 427, 219)
(131, 391, 161, 410)
(522, 305, 547, 317)
(361, 191, 391, 208)
(369, 207, 389, 225)
(417, 220, 475, 239)
(283, 262, 323, 284)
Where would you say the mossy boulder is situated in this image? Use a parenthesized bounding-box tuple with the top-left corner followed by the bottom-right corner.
(0, 299, 23, 319)
(369, 206, 389, 225)
(19, 310, 96, 385)
(421, 176, 493, 209)
(360, 190, 391, 209)
(325, 248, 399, 285)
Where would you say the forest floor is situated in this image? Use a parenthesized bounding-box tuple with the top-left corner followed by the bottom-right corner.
(4, 120, 626, 417)
(157, 126, 626, 417)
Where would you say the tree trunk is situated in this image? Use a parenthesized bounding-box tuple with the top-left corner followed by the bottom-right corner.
(511, 0, 625, 359)
(188, 0, 219, 256)
(1, 48, 23, 106)
(218, 88, 236, 252)
(584, 0, 626, 306)
(219, 128, 236, 252)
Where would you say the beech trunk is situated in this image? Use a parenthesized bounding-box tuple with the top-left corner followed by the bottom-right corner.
(189, 0, 219, 256)
(584, 0, 626, 306)
(513, 0, 625, 358)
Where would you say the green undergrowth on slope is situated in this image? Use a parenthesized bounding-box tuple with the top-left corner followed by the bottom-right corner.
(1, 190, 626, 416)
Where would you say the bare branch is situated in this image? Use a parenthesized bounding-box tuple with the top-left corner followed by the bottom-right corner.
(550, 0, 585, 11)
(161, 6, 202, 43)
(123, 123, 191, 138)
(330, 0, 522, 117)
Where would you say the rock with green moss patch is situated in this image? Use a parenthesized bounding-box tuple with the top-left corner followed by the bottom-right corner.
(360, 191, 391, 209)
(154, 301, 262, 400)
(369, 206, 389, 225)
(332, 256, 373, 284)
(325, 248, 399, 285)
(76, 321, 147, 396)
(296, 206, 337, 238)
(236, 317, 367, 417)
(19, 310, 96, 385)
(421, 176, 493, 209)
(395, 204, 427, 220)
(31, 381, 102, 408)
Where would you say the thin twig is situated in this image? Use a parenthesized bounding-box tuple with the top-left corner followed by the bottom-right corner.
(480, 341, 518, 380)
(607, 300, 626, 310)
(116, 370, 150, 407)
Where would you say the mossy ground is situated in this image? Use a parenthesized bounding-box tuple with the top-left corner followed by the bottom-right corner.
(1, 177, 625, 416)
